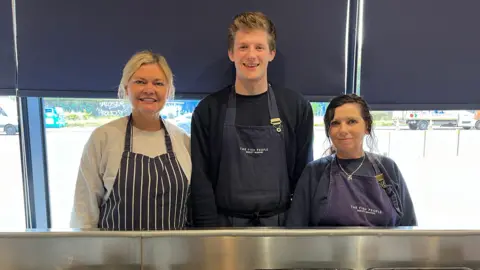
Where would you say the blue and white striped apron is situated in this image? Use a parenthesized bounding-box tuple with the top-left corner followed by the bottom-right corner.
(98, 115, 189, 230)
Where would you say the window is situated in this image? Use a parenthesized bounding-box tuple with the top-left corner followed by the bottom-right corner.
(371, 109, 480, 228)
(0, 96, 26, 229)
(44, 97, 480, 228)
(348, 0, 480, 228)
(43, 98, 199, 228)
(311, 102, 329, 160)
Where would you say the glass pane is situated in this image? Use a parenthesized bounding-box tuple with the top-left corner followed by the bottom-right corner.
(380, 110, 480, 228)
(311, 102, 329, 160)
(43, 98, 198, 228)
(0, 96, 26, 229)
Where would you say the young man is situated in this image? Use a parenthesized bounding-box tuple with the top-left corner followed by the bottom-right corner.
(190, 11, 313, 227)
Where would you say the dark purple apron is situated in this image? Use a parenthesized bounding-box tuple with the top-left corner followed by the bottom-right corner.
(318, 153, 402, 226)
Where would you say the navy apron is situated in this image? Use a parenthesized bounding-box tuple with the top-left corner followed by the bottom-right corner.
(98, 115, 189, 230)
(318, 152, 403, 226)
(215, 85, 290, 227)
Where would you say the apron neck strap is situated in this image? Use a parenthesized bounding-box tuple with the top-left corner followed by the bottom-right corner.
(162, 119, 175, 157)
(364, 152, 381, 174)
(124, 114, 134, 152)
(124, 114, 173, 154)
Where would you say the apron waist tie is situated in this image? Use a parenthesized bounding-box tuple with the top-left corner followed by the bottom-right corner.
(218, 205, 289, 226)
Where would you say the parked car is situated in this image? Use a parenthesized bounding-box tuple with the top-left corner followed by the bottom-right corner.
(0, 105, 18, 135)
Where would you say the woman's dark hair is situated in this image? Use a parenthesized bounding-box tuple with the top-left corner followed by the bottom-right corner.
(323, 94, 378, 156)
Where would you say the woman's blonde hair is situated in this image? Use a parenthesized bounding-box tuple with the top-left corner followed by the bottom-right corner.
(117, 50, 175, 100)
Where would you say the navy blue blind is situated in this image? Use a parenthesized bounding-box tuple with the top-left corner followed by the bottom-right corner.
(360, 0, 480, 110)
(0, 1, 15, 96)
(16, 0, 347, 99)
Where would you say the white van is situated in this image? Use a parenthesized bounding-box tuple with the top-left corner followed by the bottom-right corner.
(405, 110, 477, 130)
(0, 103, 19, 135)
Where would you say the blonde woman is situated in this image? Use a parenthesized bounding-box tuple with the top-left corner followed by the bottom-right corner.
(70, 51, 191, 230)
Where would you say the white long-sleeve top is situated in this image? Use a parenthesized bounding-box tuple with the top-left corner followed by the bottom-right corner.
(70, 117, 191, 229)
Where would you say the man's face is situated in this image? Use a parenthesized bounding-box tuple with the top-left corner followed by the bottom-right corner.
(228, 29, 276, 82)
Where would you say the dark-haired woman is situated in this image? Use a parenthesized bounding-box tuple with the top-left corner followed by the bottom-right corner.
(286, 94, 416, 227)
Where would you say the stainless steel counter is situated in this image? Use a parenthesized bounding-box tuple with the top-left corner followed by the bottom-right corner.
(1, 228, 479, 270)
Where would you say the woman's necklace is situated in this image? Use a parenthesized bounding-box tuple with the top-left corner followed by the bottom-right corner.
(337, 154, 366, 180)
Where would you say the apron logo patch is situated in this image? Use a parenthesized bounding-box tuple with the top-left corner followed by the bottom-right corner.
(351, 205, 383, 215)
(240, 147, 269, 155)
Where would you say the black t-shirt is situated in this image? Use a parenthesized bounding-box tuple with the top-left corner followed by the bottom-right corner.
(234, 92, 269, 126)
